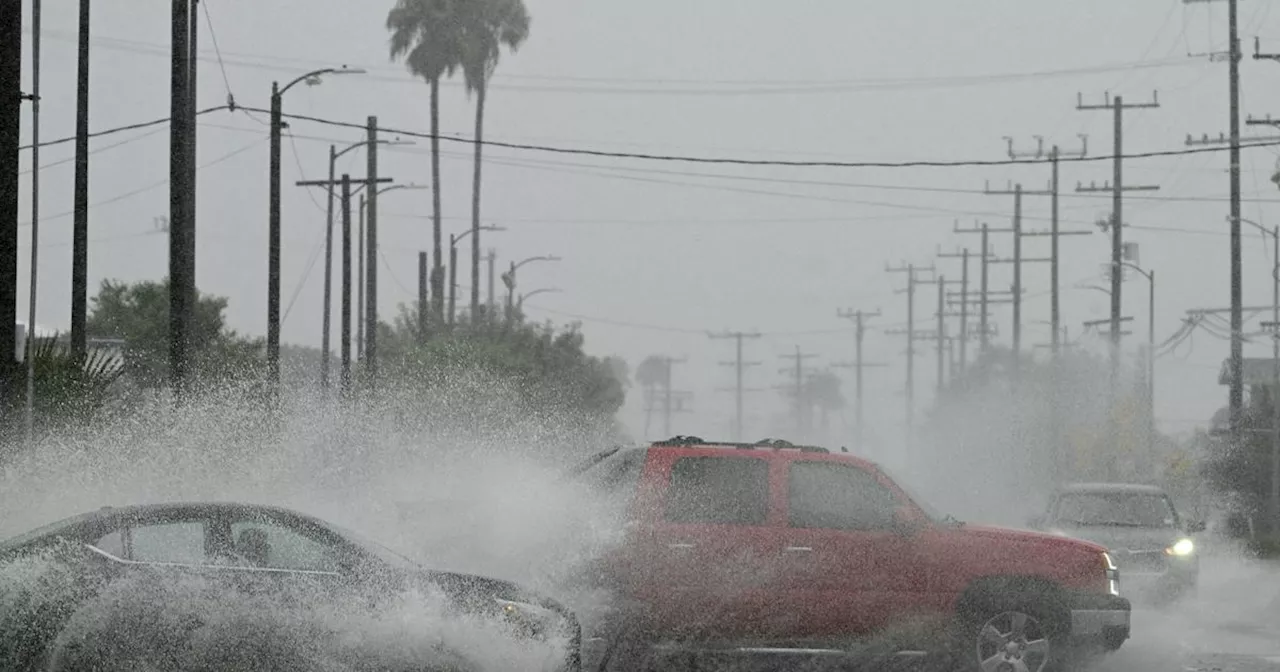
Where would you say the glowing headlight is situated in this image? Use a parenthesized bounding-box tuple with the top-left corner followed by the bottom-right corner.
(495, 598, 556, 639)
(1166, 538, 1195, 556)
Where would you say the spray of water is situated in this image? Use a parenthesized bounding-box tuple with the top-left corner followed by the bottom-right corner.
(0, 368, 629, 671)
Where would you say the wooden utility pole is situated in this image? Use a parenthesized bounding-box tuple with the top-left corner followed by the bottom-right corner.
(1002, 136, 1091, 358)
(835, 308, 884, 453)
(885, 263, 935, 456)
(295, 174, 393, 392)
(709, 330, 762, 441)
(70, 0, 91, 356)
(779, 346, 819, 439)
(364, 116, 380, 388)
(954, 221, 1013, 353)
(1180, 0, 1243, 452)
(169, 0, 194, 402)
(1076, 91, 1161, 398)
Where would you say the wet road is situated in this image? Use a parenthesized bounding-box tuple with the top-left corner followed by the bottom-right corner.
(1094, 553, 1280, 672)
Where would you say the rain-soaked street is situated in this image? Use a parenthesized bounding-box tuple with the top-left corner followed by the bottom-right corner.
(1094, 553, 1280, 672)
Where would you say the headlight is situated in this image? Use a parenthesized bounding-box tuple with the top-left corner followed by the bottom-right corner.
(1166, 538, 1195, 556)
(1102, 552, 1120, 596)
(495, 598, 556, 639)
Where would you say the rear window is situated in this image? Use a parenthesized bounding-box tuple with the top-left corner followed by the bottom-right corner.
(664, 456, 769, 525)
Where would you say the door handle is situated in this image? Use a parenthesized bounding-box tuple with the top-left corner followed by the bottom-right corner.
(783, 546, 813, 553)
(667, 542, 696, 550)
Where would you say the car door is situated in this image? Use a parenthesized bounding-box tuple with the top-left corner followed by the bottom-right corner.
(777, 457, 919, 638)
(638, 451, 786, 641)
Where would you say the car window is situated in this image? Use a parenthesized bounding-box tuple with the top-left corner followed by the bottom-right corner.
(788, 462, 899, 531)
(228, 520, 340, 572)
(664, 456, 769, 525)
(130, 521, 208, 565)
(91, 529, 125, 557)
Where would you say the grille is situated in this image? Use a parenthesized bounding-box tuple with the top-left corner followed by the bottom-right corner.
(1111, 548, 1167, 574)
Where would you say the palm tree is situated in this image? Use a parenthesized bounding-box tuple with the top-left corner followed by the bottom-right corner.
(460, 0, 529, 317)
(387, 0, 465, 324)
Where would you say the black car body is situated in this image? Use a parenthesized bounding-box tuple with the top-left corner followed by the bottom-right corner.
(1030, 483, 1202, 603)
(0, 501, 581, 672)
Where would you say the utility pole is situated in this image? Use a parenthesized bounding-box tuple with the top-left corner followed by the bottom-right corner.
(656, 356, 688, 437)
(340, 174, 352, 394)
(780, 346, 819, 439)
(1002, 136, 1091, 358)
(417, 252, 428, 337)
(955, 220, 1013, 353)
(983, 182, 1053, 369)
(709, 330, 762, 441)
(295, 174, 392, 392)
(885, 262, 935, 456)
(356, 193, 365, 362)
(364, 116, 380, 388)
(0, 0, 22, 372)
(486, 248, 497, 321)
(70, 0, 91, 357)
(836, 308, 884, 453)
(169, 0, 193, 402)
(1076, 91, 1161, 397)
(1182, 0, 1243, 450)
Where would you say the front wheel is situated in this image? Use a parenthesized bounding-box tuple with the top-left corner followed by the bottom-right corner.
(971, 609, 1055, 672)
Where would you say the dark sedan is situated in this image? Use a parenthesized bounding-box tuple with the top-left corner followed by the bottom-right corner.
(0, 501, 581, 672)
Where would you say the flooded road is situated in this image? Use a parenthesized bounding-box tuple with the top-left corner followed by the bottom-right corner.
(1096, 553, 1280, 672)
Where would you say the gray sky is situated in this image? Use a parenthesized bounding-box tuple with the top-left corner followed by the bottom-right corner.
(12, 0, 1280, 448)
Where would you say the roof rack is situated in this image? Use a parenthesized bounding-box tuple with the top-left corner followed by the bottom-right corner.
(651, 436, 829, 454)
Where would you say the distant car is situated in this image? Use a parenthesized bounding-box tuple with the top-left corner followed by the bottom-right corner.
(1029, 483, 1203, 604)
(0, 502, 581, 672)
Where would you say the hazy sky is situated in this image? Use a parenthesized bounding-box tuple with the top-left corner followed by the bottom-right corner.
(13, 0, 1280, 450)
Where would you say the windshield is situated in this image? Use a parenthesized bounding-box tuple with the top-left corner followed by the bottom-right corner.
(875, 464, 946, 523)
(1053, 492, 1178, 528)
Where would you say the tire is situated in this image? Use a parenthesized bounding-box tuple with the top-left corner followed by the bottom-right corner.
(952, 592, 1074, 672)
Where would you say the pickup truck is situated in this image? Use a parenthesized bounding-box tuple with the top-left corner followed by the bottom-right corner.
(566, 436, 1130, 671)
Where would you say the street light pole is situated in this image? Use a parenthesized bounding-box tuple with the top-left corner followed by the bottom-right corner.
(449, 226, 506, 327)
(1120, 261, 1155, 475)
(267, 66, 363, 394)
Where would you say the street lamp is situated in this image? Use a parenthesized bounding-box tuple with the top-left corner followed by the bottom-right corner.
(448, 226, 506, 326)
(1238, 215, 1280, 528)
(1120, 260, 1155, 475)
(518, 287, 563, 311)
(501, 255, 562, 322)
(268, 65, 364, 391)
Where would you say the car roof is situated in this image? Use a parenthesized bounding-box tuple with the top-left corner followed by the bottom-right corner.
(644, 436, 879, 468)
(0, 501, 324, 550)
(1057, 482, 1167, 495)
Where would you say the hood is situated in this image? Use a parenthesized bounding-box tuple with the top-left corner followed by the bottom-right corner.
(959, 523, 1109, 553)
(1046, 524, 1185, 552)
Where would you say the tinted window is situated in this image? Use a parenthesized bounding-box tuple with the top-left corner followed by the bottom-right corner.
(664, 457, 769, 525)
(91, 530, 125, 557)
(229, 521, 340, 572)
(131, 521, 207, 564)
(788, 462, 899, 531)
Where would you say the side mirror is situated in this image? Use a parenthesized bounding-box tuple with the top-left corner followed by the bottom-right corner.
(1186, 519, 1207, 533)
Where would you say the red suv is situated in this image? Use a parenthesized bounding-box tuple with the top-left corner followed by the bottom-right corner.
(566, 437, 1130, 671)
